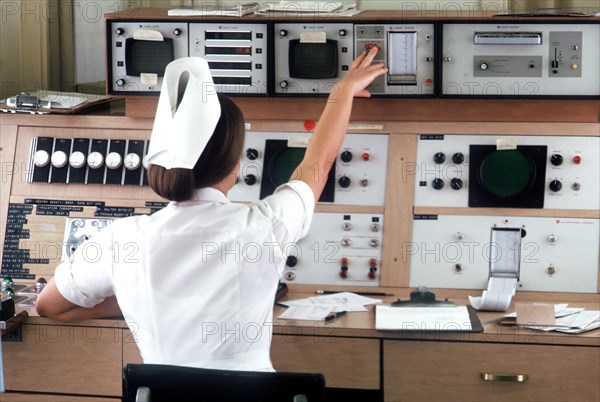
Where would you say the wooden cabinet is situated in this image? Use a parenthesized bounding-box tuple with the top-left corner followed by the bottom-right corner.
(3, 323, 122, 397)
(383, 341, 600, 402)
(2, 393, 117, 402)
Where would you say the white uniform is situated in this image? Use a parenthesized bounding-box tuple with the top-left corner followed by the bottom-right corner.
(54, 181, 314, 371)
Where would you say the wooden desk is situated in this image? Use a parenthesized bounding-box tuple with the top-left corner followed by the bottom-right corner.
(3, 291, 599, 401)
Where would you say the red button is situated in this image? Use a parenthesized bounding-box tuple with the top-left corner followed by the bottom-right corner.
(573, 155, 582, 164)
(362, 152, 371, 161)
(303, 120, 316, 131)
(425, 79, 432, 85)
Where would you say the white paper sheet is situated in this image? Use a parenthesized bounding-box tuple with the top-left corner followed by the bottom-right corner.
(376, 305, 472, 331)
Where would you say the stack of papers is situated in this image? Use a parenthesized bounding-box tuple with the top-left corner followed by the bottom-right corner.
(277, 292, 381, 321)
(168, 3, 260, 17)
(501, 304, 600, 334)
(257, 2, 362, 16)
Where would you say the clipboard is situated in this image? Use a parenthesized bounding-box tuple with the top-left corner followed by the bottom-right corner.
(375, 287, 483, 332)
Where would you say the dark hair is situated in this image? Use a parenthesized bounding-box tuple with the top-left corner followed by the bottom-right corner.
(148, 94, 245, 202)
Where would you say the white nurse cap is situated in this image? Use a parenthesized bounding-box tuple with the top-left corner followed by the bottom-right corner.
(144, 57, 221, 170)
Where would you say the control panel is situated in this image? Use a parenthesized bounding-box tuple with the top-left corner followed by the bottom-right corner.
(282, 213, 384, 286)
(189, 23, 268, 95)
(409, 215, 599, 293)
(28, 137, 148, 186)
(3, 128, 388, 289)
(274, 23, 355, 95)
(229, 132, 389, 206)
(442, 23, 600, 96)
(354, 23, 435, 95)
(413, 135, 600, 210)
(109, 21, 189, 94)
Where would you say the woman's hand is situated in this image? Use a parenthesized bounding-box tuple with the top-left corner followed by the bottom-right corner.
(334, 47, 388, 98)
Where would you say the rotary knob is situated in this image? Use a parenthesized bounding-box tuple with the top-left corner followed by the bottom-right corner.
(550, 154, 563, 166)
(432, 178, 444, 190)
(338, 176, 351, 188)
(279, 29, 288, 37)
(450, 178, 463, 190)
(433, 152, 446, 164)
(87, 151, 104, 169)
(286, 255, 298, 267)
(549, 179, 562, 192)
(116, 79, 126, 87)
(279, 80, 289, 89)
(452, 152, 465, 164)
(173, 28, 182, 36)
(246, 148, 259, 160)
(69, 151, 86, 169)
(480, 63, 489, 70)
(33, 150, 50, 167)
(115, 27, 125, 36)
(51, 151, 68, 168)
(244, 174, 257, 185)
(340, 150, 353, 162)
(339, 29, 347, 36)
(106, 152, 123, 169)
(548, 234, 558, 243)
(124, 153, 141, 170)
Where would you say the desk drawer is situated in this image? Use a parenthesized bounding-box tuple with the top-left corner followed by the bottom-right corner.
(384, 341, 600, 402)
(272, 335, 380, 389)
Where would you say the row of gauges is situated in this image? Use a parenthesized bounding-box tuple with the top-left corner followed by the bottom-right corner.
(28, 137, 148, 185)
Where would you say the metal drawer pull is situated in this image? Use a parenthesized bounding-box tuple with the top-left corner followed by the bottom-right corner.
(480, 373, 529, 382)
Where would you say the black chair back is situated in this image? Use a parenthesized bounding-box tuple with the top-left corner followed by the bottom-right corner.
(123, 363, 326, 402)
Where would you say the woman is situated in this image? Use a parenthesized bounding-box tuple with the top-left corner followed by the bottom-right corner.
(36, 48, 387, 371)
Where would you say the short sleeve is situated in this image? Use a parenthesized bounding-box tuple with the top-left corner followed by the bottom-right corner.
(257, 180, 315, 245)
(53, 226, 116, 308)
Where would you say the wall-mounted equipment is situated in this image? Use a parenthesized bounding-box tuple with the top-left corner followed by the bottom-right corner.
(274, 23, 354, 95)
(442, 23, 600, 97)
(108, 21, 189, 95)
(354, 24, 435, 96)
(189, 23, 268, 95)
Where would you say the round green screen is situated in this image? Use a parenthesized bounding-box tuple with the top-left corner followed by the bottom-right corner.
(271, 148, 306, 186)
(479, 150, 533, 197)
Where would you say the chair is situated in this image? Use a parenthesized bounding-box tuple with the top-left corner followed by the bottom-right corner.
(122, 363, 326, 402)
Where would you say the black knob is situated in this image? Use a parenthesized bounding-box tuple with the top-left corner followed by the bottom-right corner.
(173, 28, 182, 36)
(279, 29, 288, 37)
(244, 174, 257, 185)
(452, 152, 465, 164)
(549, 179, 562, 192)
(338, 176, 351, 188)
(115, 28, 125, 36)
(432, 178, 444, 190)
(279, 80, 289, 89)
(286, 255, 298, 267)
(116, 79, 126, 87)
(246, 148, 259, 160)
(550, 154, 563, 166)
(339, 29, 347, 36)
(433, 152, 446, 164)
(450, 178, 463, 190)
(340, 151, 353, 163)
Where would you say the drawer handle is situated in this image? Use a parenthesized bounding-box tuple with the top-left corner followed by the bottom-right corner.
(480, 373, 529, 382)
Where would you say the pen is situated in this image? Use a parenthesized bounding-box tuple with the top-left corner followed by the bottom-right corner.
(316, 290, 393, 297)
(323, 311, 347, 321)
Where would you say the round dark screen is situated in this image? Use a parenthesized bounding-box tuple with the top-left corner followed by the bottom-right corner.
(270, 147, 305, 187)
(479, 150, 533, 198)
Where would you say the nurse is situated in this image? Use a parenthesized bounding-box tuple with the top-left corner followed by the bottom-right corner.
(36, 48, 387, 371)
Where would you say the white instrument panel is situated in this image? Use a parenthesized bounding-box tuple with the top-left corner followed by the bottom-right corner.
(229, 132, 389, 206)
(413, 135, 600, 210)
(410, 215, 599, 293)
(442, 23, 600, 96)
